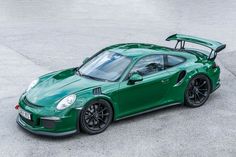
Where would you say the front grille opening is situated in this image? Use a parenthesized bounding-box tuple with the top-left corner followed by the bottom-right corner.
(20, 115, 34, 126)
(20, 115, 40, 127)
(41, 119, 56, 129)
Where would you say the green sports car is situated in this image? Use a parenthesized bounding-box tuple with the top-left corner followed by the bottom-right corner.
(16, 34, 226, 136)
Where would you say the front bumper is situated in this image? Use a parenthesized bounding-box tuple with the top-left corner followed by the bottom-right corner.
(17, 115, 77, 137)
(16, 95, 82, 137)
(211, 82, 220, 93)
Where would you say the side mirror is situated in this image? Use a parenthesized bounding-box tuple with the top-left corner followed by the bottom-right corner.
(83, 57, 90, 64)
(128, 73, 143, 84)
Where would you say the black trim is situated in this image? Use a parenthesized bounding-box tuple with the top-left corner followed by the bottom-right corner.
(215, 44, 226, 53)
(17, 115, 77, 137)
(177, 70, 186, 83)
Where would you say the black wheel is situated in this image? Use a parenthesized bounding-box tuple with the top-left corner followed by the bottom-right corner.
(80, 99, 113, 135)
(185, 75, 211, 107)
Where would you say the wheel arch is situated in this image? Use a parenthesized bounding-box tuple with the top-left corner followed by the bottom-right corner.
(83, 95, 116, 121)
(184, 70, 212, 107)
(186, 70, 213, 92)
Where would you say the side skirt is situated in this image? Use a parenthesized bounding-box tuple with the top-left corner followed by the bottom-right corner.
(116, 102, 181, 121)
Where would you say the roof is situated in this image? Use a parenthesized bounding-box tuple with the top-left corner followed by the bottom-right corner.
(104, 43, 196, 59)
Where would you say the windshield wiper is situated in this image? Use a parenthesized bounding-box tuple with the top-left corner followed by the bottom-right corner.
(81, 74, 108, 82)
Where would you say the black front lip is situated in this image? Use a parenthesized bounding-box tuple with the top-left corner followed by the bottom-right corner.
(16, 115, 77, 137)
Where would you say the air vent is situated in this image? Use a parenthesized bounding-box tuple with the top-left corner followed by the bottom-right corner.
(177, 70, 186, 83)
(93, 87, 102, 95)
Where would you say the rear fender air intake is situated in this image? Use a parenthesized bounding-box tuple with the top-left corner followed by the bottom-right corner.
(177, 70, 186, 83)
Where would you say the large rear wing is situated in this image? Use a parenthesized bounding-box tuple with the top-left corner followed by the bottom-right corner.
(166, 34, 226, 59)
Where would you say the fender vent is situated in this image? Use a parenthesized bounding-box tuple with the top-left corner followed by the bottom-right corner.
(93, 87, 102, 95)
(177, 70, 186, 83)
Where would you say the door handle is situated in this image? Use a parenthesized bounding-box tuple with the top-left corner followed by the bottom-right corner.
(161, 79, 169, 84)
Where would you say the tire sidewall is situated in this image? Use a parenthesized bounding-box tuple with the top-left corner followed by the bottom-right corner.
(79, 99, 113, 135)
(185, 74, 211, 107)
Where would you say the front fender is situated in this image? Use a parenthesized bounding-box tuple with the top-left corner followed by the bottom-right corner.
(73, 92, 118, 120)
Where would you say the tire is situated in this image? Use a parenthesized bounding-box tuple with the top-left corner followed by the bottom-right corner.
(185, 74, 211, 107)
(80, 99, 113, 135)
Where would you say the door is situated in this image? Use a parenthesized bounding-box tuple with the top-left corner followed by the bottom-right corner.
(117, 54, 173, 118)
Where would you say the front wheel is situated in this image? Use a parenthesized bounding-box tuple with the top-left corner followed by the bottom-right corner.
(80, 99, 113, 135)
(185, 75, 211, 107)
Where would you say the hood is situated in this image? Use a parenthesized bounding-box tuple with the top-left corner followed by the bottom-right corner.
(26, 68, 104, 107)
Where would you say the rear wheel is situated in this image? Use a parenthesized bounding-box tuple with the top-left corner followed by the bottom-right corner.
(185, 75, 211, 107)
(80, 99, 113, 134)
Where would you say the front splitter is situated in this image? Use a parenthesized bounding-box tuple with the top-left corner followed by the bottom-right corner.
(16, 115, 77, 137)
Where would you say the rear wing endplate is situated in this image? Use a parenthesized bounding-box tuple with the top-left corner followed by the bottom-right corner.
(166, 34, 226, 59)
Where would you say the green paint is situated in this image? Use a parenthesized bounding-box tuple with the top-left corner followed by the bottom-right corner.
(17, 35, 223, 136)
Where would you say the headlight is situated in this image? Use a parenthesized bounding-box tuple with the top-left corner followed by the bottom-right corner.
(26, 79, 39, 92)
(56, 94, 76, 110)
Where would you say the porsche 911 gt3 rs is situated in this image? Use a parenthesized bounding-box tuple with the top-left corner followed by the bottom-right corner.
(16, 34, 226, 136)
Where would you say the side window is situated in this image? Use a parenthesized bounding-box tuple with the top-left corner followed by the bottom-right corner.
(166, 55, 185, 68)
(130, 55, 164, 77)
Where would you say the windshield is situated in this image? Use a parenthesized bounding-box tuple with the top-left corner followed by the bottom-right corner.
(78, 51, 131, 81)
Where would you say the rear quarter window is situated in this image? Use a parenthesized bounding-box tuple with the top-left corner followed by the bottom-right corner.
(166, 55, 185, 68)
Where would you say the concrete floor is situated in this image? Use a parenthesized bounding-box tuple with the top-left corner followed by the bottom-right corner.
(0, 0, 236, 157)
